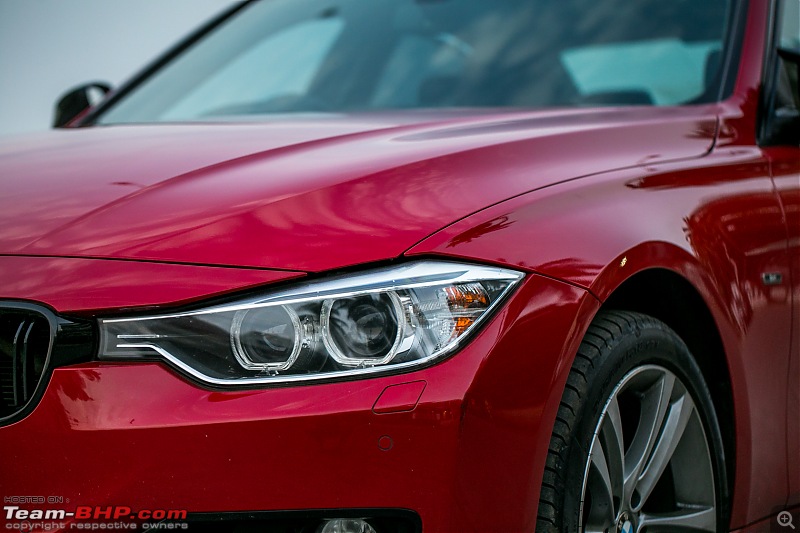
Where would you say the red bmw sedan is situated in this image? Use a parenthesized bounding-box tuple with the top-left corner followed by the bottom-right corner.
(1, 0, 798, 531)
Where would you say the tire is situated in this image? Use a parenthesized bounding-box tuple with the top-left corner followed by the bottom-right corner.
(536, 310, 730, 532)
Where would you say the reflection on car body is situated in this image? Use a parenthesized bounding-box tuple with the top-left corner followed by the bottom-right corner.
(0, 0, 798, 532)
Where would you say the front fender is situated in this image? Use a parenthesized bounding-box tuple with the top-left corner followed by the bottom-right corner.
(406, 147, 792, 526)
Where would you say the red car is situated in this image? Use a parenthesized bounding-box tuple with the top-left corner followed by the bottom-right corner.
(1, 0, 798, 531)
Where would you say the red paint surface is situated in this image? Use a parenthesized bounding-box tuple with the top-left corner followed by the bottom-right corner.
(0, 0, 797, 529)
(0, 108, 714, 272)
(0, 277, 594, 533)
(0, 255, 302, 313)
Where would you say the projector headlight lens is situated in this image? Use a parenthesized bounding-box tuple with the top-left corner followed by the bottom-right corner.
(99, 261, 523, 386)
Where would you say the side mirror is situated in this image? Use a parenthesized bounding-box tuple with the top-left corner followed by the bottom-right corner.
(53, 82, 111, 128)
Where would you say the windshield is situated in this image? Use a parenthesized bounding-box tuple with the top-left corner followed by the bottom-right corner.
(96, 0, 734, 124)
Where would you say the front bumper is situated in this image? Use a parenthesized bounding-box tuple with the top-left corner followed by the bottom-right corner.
(0, 260, 596, 533)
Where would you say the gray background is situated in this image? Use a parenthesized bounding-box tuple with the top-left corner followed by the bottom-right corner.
(0, 0, 239, 138)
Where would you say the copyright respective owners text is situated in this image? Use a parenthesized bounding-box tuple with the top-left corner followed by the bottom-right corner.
(3, 497, 189, 531)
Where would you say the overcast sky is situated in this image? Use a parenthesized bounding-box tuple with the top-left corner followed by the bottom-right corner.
(0, 0, 239, 138)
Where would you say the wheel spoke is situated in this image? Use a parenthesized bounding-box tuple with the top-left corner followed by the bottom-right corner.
(583, 432, 618, 530)
(591, 434, 616, 512)
(623, 373, 675, 505)
(603, 395, 626, 494)
(583, 396, 627, 530)
(632, 393, 695, 510)
(638, 506, 716, 532)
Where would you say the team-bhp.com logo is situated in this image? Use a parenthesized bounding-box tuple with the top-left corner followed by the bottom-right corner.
(4, 503, 188, 531)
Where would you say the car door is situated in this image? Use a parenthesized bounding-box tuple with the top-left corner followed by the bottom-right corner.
(760, 0, 800, 509)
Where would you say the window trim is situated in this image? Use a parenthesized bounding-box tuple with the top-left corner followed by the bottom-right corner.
(716, 0, 750, 102)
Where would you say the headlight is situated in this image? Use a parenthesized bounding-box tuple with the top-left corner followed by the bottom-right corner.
(99, 261, 523, 386)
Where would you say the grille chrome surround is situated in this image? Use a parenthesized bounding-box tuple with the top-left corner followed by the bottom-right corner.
(0, 301, 94, 425)
(0, 306, 55, 420)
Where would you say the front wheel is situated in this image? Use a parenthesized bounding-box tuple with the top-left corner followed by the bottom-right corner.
(537, 311, 730, 532)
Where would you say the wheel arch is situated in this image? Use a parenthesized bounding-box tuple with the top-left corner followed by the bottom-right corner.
(598, 267, 737, 492)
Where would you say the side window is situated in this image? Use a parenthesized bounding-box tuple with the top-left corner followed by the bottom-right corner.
(556, 0, 731, 106)
(761, 0, 800, 145)
(561, 39, 722, 106)
(778, 0, 800, 51)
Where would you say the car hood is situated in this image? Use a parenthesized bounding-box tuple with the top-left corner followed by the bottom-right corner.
(0, 108, 716, 272)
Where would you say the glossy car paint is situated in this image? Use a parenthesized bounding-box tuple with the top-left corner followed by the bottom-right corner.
(0, 275, 596, 533)
(0, 0, 797, 531)
(0, 109, 715, 272)
(0, 256, 303, 312)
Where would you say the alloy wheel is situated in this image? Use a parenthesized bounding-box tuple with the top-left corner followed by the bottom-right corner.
(579, 365, 717, 533)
